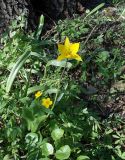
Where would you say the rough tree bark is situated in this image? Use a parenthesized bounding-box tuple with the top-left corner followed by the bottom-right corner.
(0, 0, 105, 36)
(0, 0, 36, 36)
(0, 0, 81, 35)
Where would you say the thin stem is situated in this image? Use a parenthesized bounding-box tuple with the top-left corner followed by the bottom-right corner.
(51, 60, 68, 110)
(24, 66, 33, 97)
(43, 65, 47, 79)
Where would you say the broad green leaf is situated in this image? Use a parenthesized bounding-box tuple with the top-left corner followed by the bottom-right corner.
(3, 155, 12, 160)
(25, 133, 38, 145)
(30, 115, 47, 132)
(45, 88, 58, 94)
(6, 51, 31, 93)
(111, 155, 115, 160)
(41, 143, 54, 156)
(55, 145, 71, 160)
(28, 87, 59, 96)
(47, 60, 72, 69)
(23, 108, 34, 121)
(22, 108, 35, 131)
(77, 155, 90, 160)
(51, 128, 64, 141)
(27, 85, 43, 95)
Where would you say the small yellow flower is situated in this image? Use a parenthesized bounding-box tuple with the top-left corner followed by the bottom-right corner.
(42, 98, 53, 108)
(57, 37, 82, 61)
(35, 91, 42, 99)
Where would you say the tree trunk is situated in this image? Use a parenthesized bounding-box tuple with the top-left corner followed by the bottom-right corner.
(31, 0, 80, 20)
(0, 0, 36, 36)
(30, 0, 84, 31)
(0, 0, 106, 36)
(31, 0, 105, 20)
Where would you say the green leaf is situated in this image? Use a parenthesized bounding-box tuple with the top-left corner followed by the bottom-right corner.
(28, 87, 59, 96)
(84, 3, 105, 19)
(55, 145, 71, 160)
(45, 88, 58, 94)
(25, 133, 38, 146)
(77, 155, 90, 160)
(27, 149, 40, 160)
(6, 51, 31, 93)
(3, 155, 12, 160)
(30, 52, 44, 60)
(29, 115, 47, 132)
(57, 83, 68, 102)
(34, 115, 47, 128)
(22, 107, 38, 131)
(27, 85, 43, 95)
(23, 108, 34, 121)
(39, 158, 50, 160)
(41, 143, 54, 156)
(97, 51, 109, 62)
(51, 128, 64, 141)
(112, 135, 119, 138)
(35, 15, 44, 39)
(47, 60, 72, 69)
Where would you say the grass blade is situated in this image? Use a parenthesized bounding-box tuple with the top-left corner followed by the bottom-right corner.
(84, 3, 105, 19)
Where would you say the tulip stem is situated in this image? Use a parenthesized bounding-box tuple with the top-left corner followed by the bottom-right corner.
(51, 60, 68, 110)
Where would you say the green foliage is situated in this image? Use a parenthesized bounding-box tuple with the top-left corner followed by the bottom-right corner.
(77, 155, 90, 160)
(0, 3, 125, 160)
(55, 145, 71, 160)
(51, 128, 64, 141)
(106, 0, 124, 5)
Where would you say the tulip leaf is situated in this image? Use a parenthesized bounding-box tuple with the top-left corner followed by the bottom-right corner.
(34, 15, 44, 39)
(47, 60, 72, 69)
(6, 51, 31, 93)
(30, 52, 44, 60)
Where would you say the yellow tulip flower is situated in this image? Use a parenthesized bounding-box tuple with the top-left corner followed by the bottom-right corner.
(42, 98, 53, 108)
(57, 37, 82, 61)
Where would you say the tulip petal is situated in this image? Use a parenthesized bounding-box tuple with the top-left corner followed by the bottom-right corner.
(58, 44, 65, 55)
(73, 54, 82, 61)
(57, 54, 66, 61)
(70, 43, 80, 54)
(64, 37, 70, 47)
